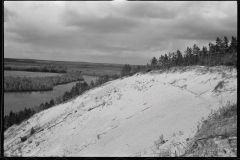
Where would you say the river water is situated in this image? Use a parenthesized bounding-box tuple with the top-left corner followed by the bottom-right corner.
(4, 75, 97, 116)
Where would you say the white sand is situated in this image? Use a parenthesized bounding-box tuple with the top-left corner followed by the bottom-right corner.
(4, 66, 237, 157)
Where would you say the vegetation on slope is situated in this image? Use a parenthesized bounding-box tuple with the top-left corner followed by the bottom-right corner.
(181, 102, 237, 157)
(143, 102, 237, 157)
(4, 74, 119, 131)
(196, 103, 237, 140)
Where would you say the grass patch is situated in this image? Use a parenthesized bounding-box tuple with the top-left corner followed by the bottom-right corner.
(183, 102, 237, 157)
(196, 102, 237, 139)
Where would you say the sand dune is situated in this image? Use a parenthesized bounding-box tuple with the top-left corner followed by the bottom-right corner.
(4, 66, 237, 157)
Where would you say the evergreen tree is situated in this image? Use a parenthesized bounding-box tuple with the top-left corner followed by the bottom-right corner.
(201, 46, 208, 65)
(39, 103, 45, 111)
(121, 64, 131, 76)
(150, 57, 158, 68)
(193, 44, 200, 65)
(63, 91, 70, 101)
(229, 36, 237, 53)
(55, 96, 62, 105)
(8, 111, 15, 127)
(137, 65, 141, 72)
(223, 36, 229, 53)
(171, 52, 176, 67)
(185, 47, 193, 66)
(208, 42, 215, 66)
(168, 52, 173, 67)
(176, 50, 183, 66)
(90, 80, 95, 88)
(163, 54, 169, 68)
(158, 55, 164, 68)
(216, 37, 223, 54)
(44, 102, 50, 109)
(49, 99, 55, 107)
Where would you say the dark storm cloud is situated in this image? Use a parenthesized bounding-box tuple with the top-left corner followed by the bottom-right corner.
(4, 1, 237, 65)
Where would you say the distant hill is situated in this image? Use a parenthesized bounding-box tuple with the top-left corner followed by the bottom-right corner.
(4, 58, 129, 76)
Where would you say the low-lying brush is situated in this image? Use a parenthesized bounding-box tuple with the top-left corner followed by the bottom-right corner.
(30, 127, 35, 135)
(184, 102, 237, 157)
(196, 102, 237, 139)
(20, 136, 27, 143)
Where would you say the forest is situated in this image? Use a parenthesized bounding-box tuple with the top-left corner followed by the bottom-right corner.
(4, 65, 67, 73)
(121, 36, 237, 76)
(4, 71, 83, 92)
(149, 36, 237, 69)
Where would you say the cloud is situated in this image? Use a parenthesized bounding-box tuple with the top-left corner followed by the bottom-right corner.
(4, 1, 237, 65)
(4, 6, 16, 22)
(63, 13, 140, 34)
(118, 1, 188, 19)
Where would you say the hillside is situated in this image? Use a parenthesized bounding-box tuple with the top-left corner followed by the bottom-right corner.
(4, 66, 237, 157)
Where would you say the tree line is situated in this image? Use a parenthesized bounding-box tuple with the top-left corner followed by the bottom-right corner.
(4, 65, 67, 73)
(149, 36, 237, 69)
(4, 71, 83, 92)
(4, 74, 119, 131)
(121, 36, 237, 77)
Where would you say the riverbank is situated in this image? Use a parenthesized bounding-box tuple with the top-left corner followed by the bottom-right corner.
(4, 75, 98, 116)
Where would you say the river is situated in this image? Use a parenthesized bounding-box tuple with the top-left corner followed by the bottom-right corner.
(4, 75, 98, 116)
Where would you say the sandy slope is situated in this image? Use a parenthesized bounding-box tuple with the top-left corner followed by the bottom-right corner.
(4, 66, 237, 157)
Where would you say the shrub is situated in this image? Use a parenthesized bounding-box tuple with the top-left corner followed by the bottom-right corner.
(30, 127, 35, 135)
(146, 69, 151, 72)
(154, 134, 164, 150)
(196, 103, 237, 139)
(20, 136, 27, 142)
(183, 103, 237, 157)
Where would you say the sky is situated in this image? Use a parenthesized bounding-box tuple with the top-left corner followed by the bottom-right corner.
(4, 1, 237, 65)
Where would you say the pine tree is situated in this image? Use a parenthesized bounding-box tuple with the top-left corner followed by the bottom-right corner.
(201, 46, 208, 65)
(229, 36, 237, 53)
(150, 57, 158, 68)
(158, 55, 164, 68)
(216, 37, 223, 53)
(8, 111, 15, 127)
(216, 37, 225, 64)
(168, 52, 173, 67)
(90, 80, 95, 88)
(49, 99, 55, 107)
(172, 52, 177, 67)
(164, 54, 169, 68)
(45, 102, 50, 109)
(135, 65, 141, 72)
(193, 44, 200, 65)
(121, 64, 132, 76)
(185, 47, 193, 66)
(208, 42, 215, 66)
(176, 50, 183, 66)
(223, 36, 229, 53)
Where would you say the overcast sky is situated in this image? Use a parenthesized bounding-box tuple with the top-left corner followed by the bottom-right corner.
(4, 1, 237, 65)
